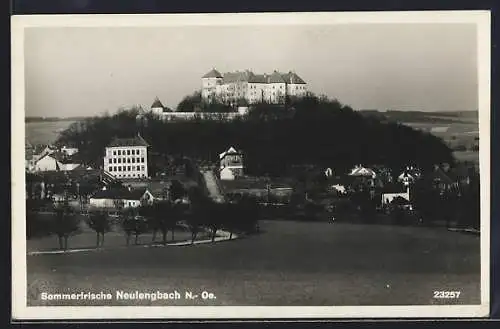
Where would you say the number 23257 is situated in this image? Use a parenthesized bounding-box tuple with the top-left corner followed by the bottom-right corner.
(433, 291, 461, 299)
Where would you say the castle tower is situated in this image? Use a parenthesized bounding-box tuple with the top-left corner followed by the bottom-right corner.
(151, 97, 164, 116)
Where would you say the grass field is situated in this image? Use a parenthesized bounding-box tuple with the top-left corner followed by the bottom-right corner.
(27, 220, 480, 307)
(25, 120, 76, 145)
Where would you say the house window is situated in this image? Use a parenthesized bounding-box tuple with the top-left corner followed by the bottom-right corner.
(136, 158, 140, 163)
(128, 166, 131, 171)
(127, 150, 130, 155)
(118, 158, 122, 163)
(137, 165, 140, 171)
(132, 158, 135, 163)
(108, 158, 112, 164)
(128, 202, 132, 207)
(127, 158, 131, 163)
(141, 157, 145, 163)
(113, 151, 116, 156)
(141, 165, 145, 171)
(118, 150, 121, 155)
(109, 167, 113, 172)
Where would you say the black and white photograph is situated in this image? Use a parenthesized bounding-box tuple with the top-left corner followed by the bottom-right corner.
(12, 11, 490, 319)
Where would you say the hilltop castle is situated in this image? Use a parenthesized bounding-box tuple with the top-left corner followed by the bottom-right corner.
(201, 68, 308, 105)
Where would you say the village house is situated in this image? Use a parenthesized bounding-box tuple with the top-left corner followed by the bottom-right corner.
(381, 183, 411, 208)
(348, 165, 377, 179)
(31, 152, 79, 172)
(397, 166, 422, 187)
(125, 180, 174, 205)
(88, 186, 147, 210)
(346, 164, 384, 192)
(103, 134, 149, 179)
(60, 145, 79, 156)
(219, 146, 244, 180)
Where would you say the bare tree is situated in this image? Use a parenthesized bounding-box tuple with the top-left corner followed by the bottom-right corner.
(52, 203, 80, 250)
(87, 210, 110, 248)
(122, 208, 147, 246)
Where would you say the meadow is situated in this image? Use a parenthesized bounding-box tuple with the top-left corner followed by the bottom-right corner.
(27, 220, 480, 306)
(395, 112, 480, 165)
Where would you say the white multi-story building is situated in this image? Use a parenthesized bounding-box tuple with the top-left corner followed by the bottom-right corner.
(103, 134, 149, 179)
(201, 68, 308, 105)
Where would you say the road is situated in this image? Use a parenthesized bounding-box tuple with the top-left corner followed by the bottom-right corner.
(27, 220, 481, 307)
(201, 170, 225, 202)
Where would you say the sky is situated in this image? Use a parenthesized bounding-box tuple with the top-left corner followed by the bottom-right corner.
(24, 23, 478, 117)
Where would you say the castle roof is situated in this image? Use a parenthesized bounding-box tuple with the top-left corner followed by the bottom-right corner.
(223, 71, 251, 83)
(151, 97, 164, 109)
(268, 71, 286, 83)
(202, 68, 223, 79)
(281, 71, 307, 84)
(248, 73, 268, 83)
(205, 69, 307, 84)
(107, 134, 149, 148)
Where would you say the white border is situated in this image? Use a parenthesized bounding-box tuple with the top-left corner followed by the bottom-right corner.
(11, 11, 491, 320)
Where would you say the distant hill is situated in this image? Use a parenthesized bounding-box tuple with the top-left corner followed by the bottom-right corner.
(25, 116, 89, 123)
(358, 110, 478, 124)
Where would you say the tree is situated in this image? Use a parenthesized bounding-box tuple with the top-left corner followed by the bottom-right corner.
(170, 180, 185, 201)
(205, 201, 223, 242)
(56, 93, 454, 178)
(186, 210, 204, 244)
(87, 210, 110, 247)
(122, 207, 148, 245)
(52, 203, 80, 250)
(177, 91, 202, 112)
(148, 201, 178, 245)
(233, 195, 260, 234)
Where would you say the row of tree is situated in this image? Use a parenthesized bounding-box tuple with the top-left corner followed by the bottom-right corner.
(26, 190, 260, 250)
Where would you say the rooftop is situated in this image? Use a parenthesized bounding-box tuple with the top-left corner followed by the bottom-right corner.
(219, 146, 242, 159)
(91, 187, 146, 200)
(202, 68, 223, 79)
(205, 69, 306, 84)
(107, 134, 149, 148)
